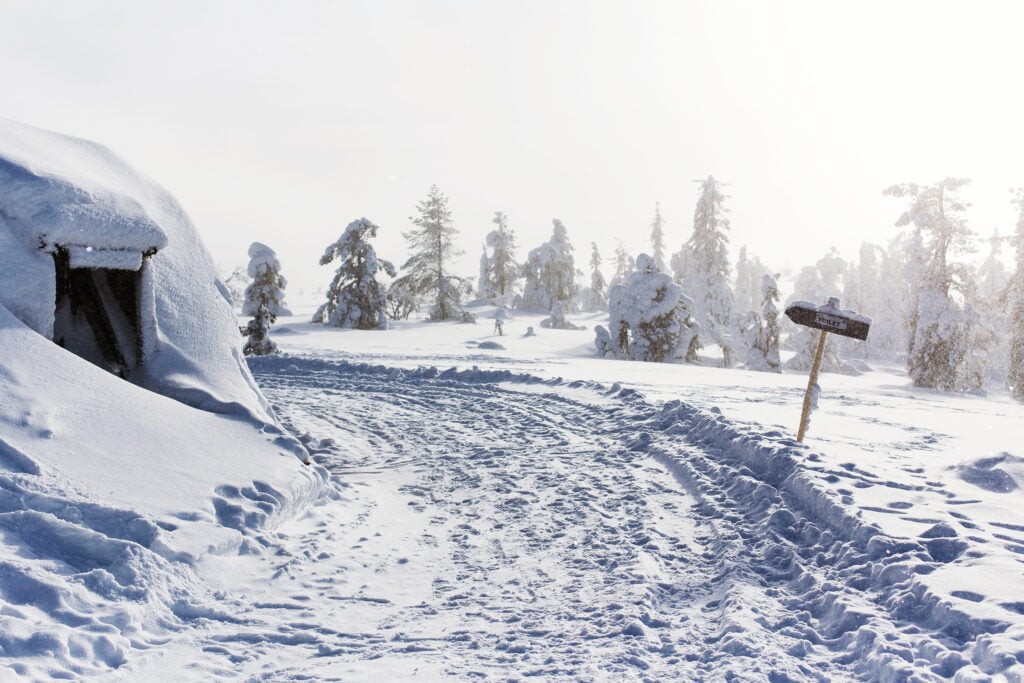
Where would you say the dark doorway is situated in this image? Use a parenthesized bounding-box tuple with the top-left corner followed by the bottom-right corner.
(52, 248, 143, 378)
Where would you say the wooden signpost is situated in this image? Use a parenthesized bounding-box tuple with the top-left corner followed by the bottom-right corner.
(784, 297, 871, 442)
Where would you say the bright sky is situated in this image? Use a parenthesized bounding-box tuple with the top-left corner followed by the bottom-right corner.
(3, 1, 1023, 292)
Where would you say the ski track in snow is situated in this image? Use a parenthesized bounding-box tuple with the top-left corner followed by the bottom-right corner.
(114, 353, 1019, 682)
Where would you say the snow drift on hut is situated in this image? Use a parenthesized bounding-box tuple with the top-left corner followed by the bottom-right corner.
(0, 117, 272, 423)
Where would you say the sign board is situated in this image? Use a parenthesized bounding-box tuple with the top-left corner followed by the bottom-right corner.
(785, 303, 870, 341)
(785, 297, 872, 442)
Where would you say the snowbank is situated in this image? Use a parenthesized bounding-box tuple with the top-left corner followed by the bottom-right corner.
(0, 303, 328, 678)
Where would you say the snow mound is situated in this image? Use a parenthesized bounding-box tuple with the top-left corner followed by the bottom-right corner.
(0, 117, 274, 423)
(0, 120, 330, 678)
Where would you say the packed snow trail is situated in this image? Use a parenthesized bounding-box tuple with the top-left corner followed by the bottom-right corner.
(117, 356, 1020, 681)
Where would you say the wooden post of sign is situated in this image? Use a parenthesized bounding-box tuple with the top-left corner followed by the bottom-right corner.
(797, 329, 829, 443)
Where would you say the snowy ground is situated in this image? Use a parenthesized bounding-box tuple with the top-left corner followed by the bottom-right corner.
(4, 299, 1024, 681)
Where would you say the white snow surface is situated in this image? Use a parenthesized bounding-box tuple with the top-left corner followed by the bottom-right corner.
(3, 289, 1024, 680)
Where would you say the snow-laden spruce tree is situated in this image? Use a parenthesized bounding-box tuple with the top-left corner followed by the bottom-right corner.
(595, 253, 698, 363)
(744, 273, 782, 372)
(242, 300, 278, 356)
(733, 246, 768, 316)
(313, 218, 396, 329)
(520, 219, 577, 313)
(677, 176, 735, 366)
(1009, 190, 1024, 400)
(242, 242, 291, 320)
(974, 229, 1011, 383)
(841, 242, 893, 360)
(476, 246, 491, 302)
(609, 240, 633, 289)
(396, 185, 468, 321)
(650, 202, 667, 273)
(479, 211, 520, 306)
(580, 242, 607, 311)
(885, 178, 979, 391)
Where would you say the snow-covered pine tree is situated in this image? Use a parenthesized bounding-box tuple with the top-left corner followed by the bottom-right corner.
(581, 242, 607, 311)
(733, 245, 768, 316)
(242, 300, 278, 356)
(1008, 190, 1024, 400)
(979, 230, 1010, 305)
(971, 229, 1010, 383)
(682, 175, 735, 366)
(596, 254, 697, 363)
(670, 242, 693, 290)
(885, 178, 979, 391)
(609, 240, 633, 289)
(872, 239, 915, 361)
(650, 202, 667, 273)
(223, 266, 251, 309)
(313, 218, 397, 329)
(396, 185, 468, 321)
(242, 242, 291, 320)
(477, 245, 491, 302)
(480, 211, 519, 306)
(520, 219, 578, 313)
(842, 243, 882, 359)
(745, 273, 782, 372)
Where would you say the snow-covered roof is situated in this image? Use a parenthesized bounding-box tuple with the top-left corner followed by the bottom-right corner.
(0, 117, 167, 254)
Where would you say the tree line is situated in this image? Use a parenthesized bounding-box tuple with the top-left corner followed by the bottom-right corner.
(235, 178, 1024, 401)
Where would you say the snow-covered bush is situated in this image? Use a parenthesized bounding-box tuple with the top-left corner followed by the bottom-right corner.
(313, 218, 396, 330)
(520, 219, 577, 313)
(596, 254, 698, 363)
(243, 242, 291, 320)
(386, 279, 420, 321)
(540, 301, 582, 330)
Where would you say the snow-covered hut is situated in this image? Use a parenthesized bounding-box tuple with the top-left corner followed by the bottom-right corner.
(0, 117, 274, 422)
